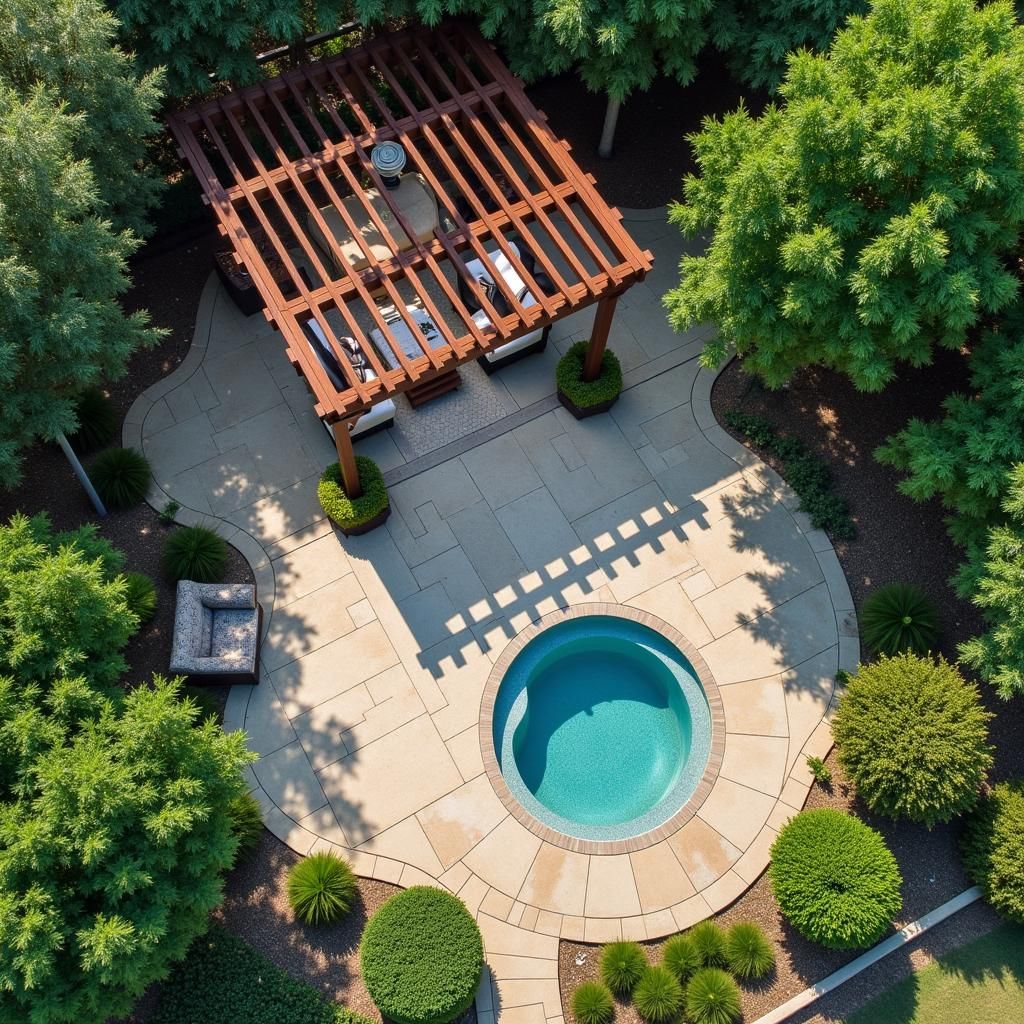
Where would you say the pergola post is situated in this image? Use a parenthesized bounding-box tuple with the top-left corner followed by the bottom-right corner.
(331, 419, 363, 498)
(583, 292, 620, 381)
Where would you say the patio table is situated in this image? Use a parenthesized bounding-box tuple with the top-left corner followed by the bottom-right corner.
(369, 306, 461, 407)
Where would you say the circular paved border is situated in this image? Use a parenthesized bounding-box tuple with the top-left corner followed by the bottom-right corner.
(479, 602, 725, 855)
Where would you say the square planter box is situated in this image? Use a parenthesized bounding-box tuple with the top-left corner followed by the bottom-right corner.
(331, 504, 391, 537)
(557, 388, 620, 419)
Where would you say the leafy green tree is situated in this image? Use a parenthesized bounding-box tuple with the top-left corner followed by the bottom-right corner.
(665, 0, 1024, 392)
(0, 514, 136, 691)
(0, 0, 164, 236)
(0, 81, 159, 487)
(710, 0, 866, 92)
(0, 675, 254, 1023)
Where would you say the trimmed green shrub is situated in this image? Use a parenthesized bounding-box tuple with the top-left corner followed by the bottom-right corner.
(685, 968, 741, 1024)
(831, 654, 993, 826)
(724, 922, 775, 980)
(723, 411, 855, 539)
(228, 791, 264, 862)
(571, 981, 615, 1024)
(633, 965, 683, 1023)
(317, 457, 389, 530)
(153, 924, 367, 1024)
(360, 887, 483, 1024)
(90, 446, 151, 509)
(287, 851, 358, 925)
(770, 809, 902, 949)
(806, 755, 832, 786)
(689, 920, 728, 968)
(556, 341, 623, 409)
(962, 781, 1024, 923)
(71, 386, 118, 451)
(162, 525, 228, 582)
(663, 932, 701, 982)
(123, 570, 157, 623)
(599, 940, 647, 996)
(861, 583, 939, 655)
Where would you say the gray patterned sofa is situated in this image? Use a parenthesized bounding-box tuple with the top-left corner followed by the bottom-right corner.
(170, 581, 263, 683)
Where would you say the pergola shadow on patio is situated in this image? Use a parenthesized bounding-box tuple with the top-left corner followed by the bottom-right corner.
(169, 20, 652, 497)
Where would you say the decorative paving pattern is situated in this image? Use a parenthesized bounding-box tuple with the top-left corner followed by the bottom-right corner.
(126, 208, 857, 1024)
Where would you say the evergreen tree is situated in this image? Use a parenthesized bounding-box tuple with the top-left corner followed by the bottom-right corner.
(0, 0, 164, 235)
(711, 0, 866, 92)
(665, 0, 1024, 392)
(0, 675, 253, 1023)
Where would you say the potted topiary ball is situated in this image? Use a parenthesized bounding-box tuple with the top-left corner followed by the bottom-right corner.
(556, 341, 623, 418)
(317, 456, 390, 536)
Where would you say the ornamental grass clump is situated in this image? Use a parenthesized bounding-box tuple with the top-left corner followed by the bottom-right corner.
(723, 921, 775, 980)
(632, 965, 683, 1023)
(71, 386, 118, 451)
(685, 967, 742, 1024)
(361, 887, 483, 1024)
(123, 571, 157, 623)
(663, 932, 701, 982)
(90, 447, 151, 509)
(861, 583, 939, 655)
(831, 653, 993, 826)
(688, 920, 728, 968)
(162, 525, 228, 582)
(227, 791, 264, 863)
(570, 981, 615, 1024)
(287, 851, 358, 925)
(770, 809, 902, 949)
(962, 780, 1024, 923)
(599, 940, 647, 996)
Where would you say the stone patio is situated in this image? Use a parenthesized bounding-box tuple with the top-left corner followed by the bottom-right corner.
(126, 209, 856, 1024)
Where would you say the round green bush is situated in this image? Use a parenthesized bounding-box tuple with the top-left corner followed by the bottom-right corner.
(770, 809, 902, 949)
(723, 921, 775, 980)
(317, 457, 389, 530)
(90, 447, 151, 510)
(688, 920, 727, 968)
(831, 653, 993, 826)
(962, 781, 1024, 923)
(361, 887, 483, 1024)
(556, 341, 623, 409)
(162, 525, 228, 582)
(632, 965, 682, 1023)
(227, 791, 264, 862)
(860, 582, 939, 655)
(571, 981, 614, 1024)
(685, 968, 741, 1024)
(123, 571, 157, 624)
(599, 940, 647, 996)
(71, 386, 118, 452)
(663, 932, 701, 982)
(287, 851, 357, 925)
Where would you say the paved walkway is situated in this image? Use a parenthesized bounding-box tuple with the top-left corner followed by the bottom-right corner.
(127, 209, 856, 1024)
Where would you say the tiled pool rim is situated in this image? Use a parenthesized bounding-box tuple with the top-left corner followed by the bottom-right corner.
(479, 603, 726, 855)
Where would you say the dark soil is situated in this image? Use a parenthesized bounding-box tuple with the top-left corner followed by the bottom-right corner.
(526, 50, 765, 209)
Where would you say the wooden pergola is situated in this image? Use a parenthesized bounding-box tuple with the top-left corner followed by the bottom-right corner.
(169, 20, 652, 496)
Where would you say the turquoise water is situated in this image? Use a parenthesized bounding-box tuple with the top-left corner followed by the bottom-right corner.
(492, 616, 711, 842)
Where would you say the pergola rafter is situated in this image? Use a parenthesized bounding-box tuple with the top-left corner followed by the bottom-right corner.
(169, 20, 652, 494)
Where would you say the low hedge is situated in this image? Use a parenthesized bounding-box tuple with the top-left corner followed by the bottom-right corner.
(318, 457, 389, 529)
(360, 887, 483, 1024)
(962, 780, 1024, 923)
(556, 341, 623, 409)
(153, 925, 373, 1024)
(770, 809, 902, 949)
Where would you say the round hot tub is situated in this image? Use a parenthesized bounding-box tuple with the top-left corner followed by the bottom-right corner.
(486, 610, 714, 845)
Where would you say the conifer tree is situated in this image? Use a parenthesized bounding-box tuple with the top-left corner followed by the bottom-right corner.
(665, 0, 1024, 391)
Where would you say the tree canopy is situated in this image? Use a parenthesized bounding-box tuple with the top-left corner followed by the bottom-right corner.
(665, 0, 1024, 391)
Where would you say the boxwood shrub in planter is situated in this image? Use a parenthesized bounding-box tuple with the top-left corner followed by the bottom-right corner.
(318, 457, 390, 536)
(360, 886, 483, 1024)
(556, 341, 623, 418)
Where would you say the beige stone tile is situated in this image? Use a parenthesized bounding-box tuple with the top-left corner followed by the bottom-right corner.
(358, 816, 445, 877)
(627, 578, 713, 647)
(670, 893, 713, 931)
(783, 645, 839, 771)
(253, 741, 327, 821)
(517, 844, 590, 917)
(458, 873, 490, 916)
(490, 1005, 547, 1024)
(701, 870, 748, 913)
(319, 715, 463, 841)
(446, 725, 485, 782)
(534, 911, 563, 937)
(290, 683, 373, 771)
(621, 916, 647, 941)
(373, 858, 404, 883)
(417, 775, 509, 870)
(440, 861, 471, 893)
(508, 901, 526, 926)
(481, 888, 515, 920)
(464, 816, 543, 898)
(478, 914, 559, 959)
(273, 534, 352, 605)
(720, 734, 789, 798)
(642, 909, 678, 941)
(401, 864, 443, 889)
(495, 979, 562, 1018)
(583, 918, 621, 943)
(630, 842, 696, 913)
(520, 905, 541, 932)
(697, 778, 780, 851)
(733, 825, 777, 885)
(584, 855, 641, 918)
(719, 676, 788, 737)
(559, 915, 585, 941)
(486, 954, 559, 981)
(779, 777, 811, 811)
(666, 816, 742, 890)
(298, 804, 350, 847)
(349, 598, 377, 628)
(264, 806, 318, 855)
